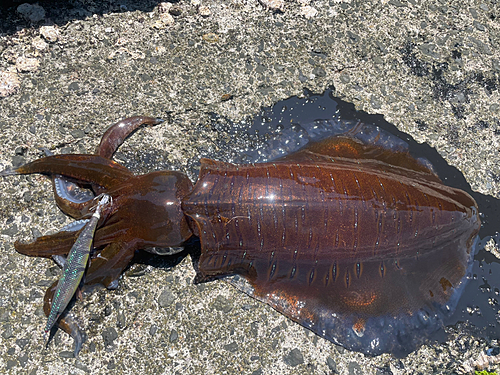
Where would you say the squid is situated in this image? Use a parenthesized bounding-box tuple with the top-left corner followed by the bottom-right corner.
(1, 116, 481, 356)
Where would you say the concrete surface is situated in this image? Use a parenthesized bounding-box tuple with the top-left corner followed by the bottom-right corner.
(0, 0, 499, 374)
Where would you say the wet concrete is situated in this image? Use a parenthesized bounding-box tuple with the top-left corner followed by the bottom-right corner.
(0, 0, 500, 374)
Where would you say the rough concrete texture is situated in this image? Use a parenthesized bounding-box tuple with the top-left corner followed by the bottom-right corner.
(0, 0, 499, 374)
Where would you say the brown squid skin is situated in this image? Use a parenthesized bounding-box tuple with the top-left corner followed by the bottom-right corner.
(4, 117, 481, 356)
(15, 154, 134, 189)
(96, 116, 164, 159)
(14, 164, 194, 285)
(183, 137, 480, 354)
(185, 154, 479, 313)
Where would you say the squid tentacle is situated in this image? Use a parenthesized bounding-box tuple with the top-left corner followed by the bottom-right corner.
(15, 219, 89, 259)
(1, 154, 133, 189)
(97, 116, 164, 159)
(84, 241, 137, 289)
(41, 148, 96, 218)
(15, 230, 82, 257)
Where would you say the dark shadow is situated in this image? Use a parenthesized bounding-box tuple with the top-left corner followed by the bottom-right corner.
(0, 0, 170, 35)
(130, 235, 199, 272)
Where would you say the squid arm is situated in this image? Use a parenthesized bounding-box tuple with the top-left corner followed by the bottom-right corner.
(35, 116, 163, 217)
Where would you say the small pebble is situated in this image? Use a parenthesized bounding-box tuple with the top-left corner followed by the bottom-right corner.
(117, 312, 126, 328)
(473, 20, 486, 31)
(40, 26, 59, 42)
(149, 324, 158, 336)
(153, 13, 174, 29)
(102, 327, 118, 346)
(1, 222, 18, 236)
(2, 323, 14, 340)
(32, 36, 48, 50)
(68, 82, 80, 91)
(284, 348, 304, 367)
(224, 342, 239, 352)
(327, 356, 337, 372)
(199, 6, 211, 17)
(158, 288, 176, 307)
(16, 57, 40, 73)
(300, 5, 318, 18)
(371, 95, 382, 109)
(169, 329, 178, 342)
(18, 353, 28, 367)
(169, 7, 182, 16)
(312, 66, 326, 77)
(259, 0, 285, 12)
(340, 73, 350, 83)
(70, 129, 85, 139)
(59, 351, 74, 358)
(211, 295, 233, 313)
(202, 33, 219, 43)
(0, 70, 21, 97)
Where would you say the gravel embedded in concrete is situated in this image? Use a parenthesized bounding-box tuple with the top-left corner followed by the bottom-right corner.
(0, 0, 499, 374)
